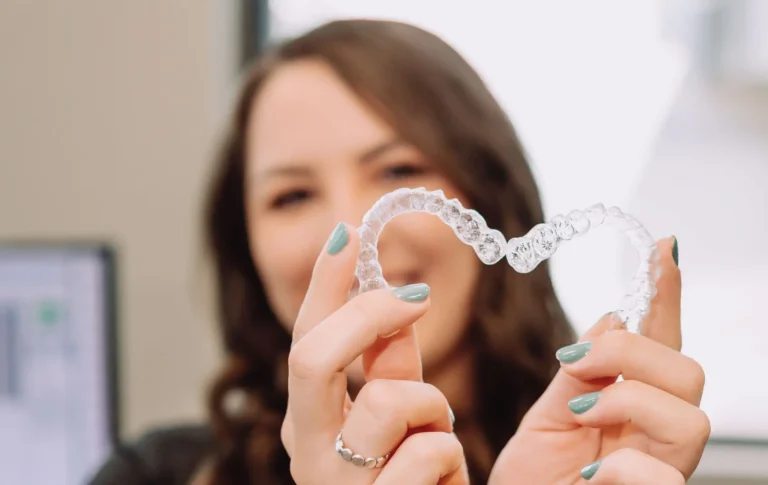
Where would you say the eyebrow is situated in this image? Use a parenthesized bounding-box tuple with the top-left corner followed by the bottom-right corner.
(255, 138, 406, 183)
(357, 138, 404, 164)
(256, 165, 313, 180)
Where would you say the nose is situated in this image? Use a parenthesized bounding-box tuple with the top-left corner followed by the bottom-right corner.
(326, 189, 377, 233)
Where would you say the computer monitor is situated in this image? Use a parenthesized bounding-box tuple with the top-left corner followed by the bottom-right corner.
(0, 243, 118, 485)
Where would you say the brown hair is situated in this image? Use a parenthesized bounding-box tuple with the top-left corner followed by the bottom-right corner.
(204, 19, 574, 484)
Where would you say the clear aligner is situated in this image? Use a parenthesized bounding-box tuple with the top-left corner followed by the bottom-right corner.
(355, 187, 660, 333)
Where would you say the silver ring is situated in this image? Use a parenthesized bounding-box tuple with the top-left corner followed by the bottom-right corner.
(335, 429, 392, 468)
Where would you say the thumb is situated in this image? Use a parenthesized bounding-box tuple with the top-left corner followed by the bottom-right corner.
(640, 236, 682, 350)
(362, 285, 426, 383)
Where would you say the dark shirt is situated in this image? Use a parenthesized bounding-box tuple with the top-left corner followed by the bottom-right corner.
(88, 424, 215, 485)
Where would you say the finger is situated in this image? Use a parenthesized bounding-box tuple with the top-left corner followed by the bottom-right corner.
(286, 222, 357, 456)
(557, 329, 706, 405)
(363, 318, 423, 382)
(374, 432, 467, 485)
(288, 287, 430, 437)
(568, 380, 711, 462)
(292, 222, 358, 344)
(522, 312, 622, 426)
(341, 380, 453, 460)
(281, 411, 293, 458)
(641, 236, 682, 350)
(579, 448, 685, 484)
(582, 311, 627, 339)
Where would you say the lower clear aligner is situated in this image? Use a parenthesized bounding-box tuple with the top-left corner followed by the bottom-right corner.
(354, 187, 660, 333)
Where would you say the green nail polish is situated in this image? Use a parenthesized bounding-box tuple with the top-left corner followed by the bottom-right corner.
(391, 283, 430, 302)
(581, 460, 601, 480)
(556, 341, 592, 364)
(672, 236, 679, 267)
(448, 406, 456, 426)
(568, 391, 600, 415)
(327, 223, 349, 255)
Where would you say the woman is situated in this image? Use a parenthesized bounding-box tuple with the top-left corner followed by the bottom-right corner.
(91, 19, 709, 484)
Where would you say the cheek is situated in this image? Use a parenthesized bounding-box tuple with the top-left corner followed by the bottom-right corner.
(248, 216, 327, 326)
(431, 221, 480, 305)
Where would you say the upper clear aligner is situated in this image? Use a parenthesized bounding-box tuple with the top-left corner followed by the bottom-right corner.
(355, 187, 660, 332)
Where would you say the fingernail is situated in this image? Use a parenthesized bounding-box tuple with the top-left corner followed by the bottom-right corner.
(604, 311, 626, 330)
(327, 223, 349, 255)
(448, 406, 456, 427)
(556, 341, 592, 364)
(672, 236, 679, 267)
(391, 283, 430, 302)
(568, 391, 600, 415)
(580, 459, 601, 480)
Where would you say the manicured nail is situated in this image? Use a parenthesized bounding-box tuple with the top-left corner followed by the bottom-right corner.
(556, 341, 592, 364)
(581, 459, 601, 480)
(448, 406, 456, 427)
(391, 283, 430, 302)
(568, 391, 600, 415)
(327, 223, 349, 255)
(672, 236, 679, 267)
(604, 311, 625, 329)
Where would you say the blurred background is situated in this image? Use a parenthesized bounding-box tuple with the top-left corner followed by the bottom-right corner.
(1, 1, 766, 484)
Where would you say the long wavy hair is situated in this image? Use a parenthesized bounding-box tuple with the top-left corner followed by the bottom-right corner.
(204, 19, 574, 484)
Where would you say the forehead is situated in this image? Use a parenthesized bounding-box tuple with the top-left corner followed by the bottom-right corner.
(246, 59, 396, 170)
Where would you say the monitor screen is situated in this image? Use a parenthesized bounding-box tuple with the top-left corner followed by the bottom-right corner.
(0, 244, 117, 485)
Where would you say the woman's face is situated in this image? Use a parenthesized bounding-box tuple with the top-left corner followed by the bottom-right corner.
(244, 59, 480, 379)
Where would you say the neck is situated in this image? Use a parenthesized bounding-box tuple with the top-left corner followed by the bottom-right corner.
(424, 342, 476, 417)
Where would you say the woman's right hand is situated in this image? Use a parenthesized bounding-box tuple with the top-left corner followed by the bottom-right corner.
(281, 223, 468, 485)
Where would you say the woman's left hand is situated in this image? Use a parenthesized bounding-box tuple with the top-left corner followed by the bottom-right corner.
(490, 237, 710, 484)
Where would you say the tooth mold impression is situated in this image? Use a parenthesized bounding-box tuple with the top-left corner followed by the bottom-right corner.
(354, 187, 661, 333)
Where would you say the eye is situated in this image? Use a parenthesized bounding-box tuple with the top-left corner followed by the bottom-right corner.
(271, 189, 312, 209)
(381, 163, 426, 181)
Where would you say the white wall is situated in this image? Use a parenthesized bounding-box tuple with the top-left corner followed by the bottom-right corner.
(0, 0, 236, 438)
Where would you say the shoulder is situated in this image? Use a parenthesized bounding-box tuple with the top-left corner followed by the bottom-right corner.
(88, 424, 215, 485)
